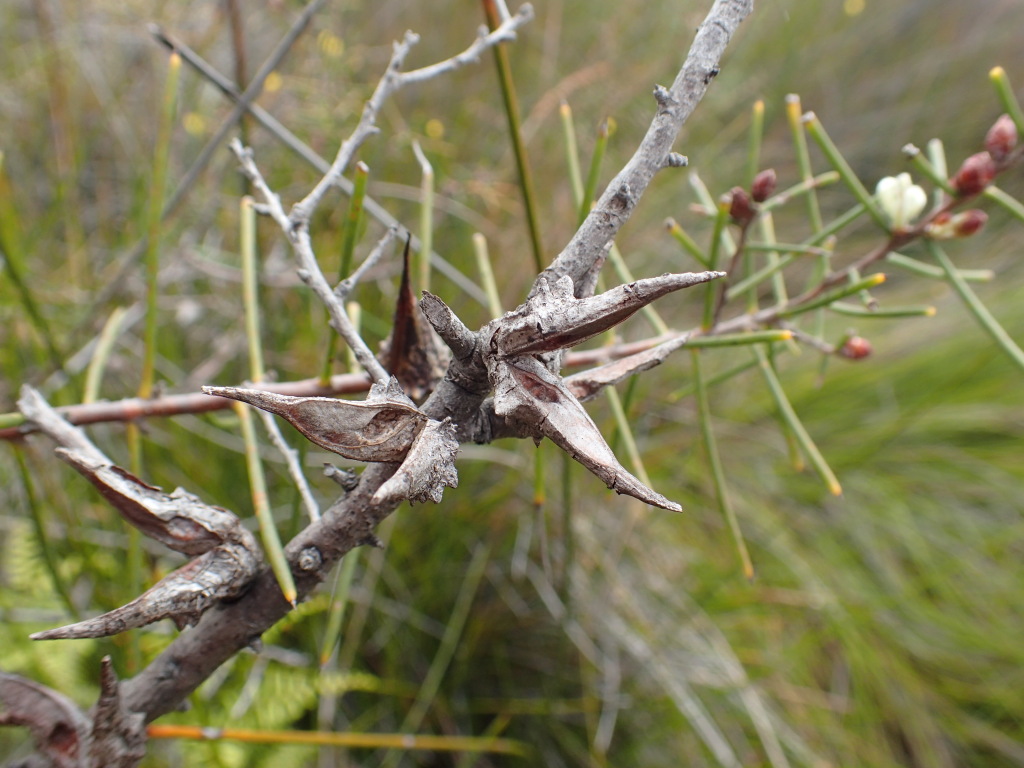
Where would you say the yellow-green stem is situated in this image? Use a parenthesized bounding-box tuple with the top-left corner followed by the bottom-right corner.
(785, 94, 823, 232)
(321, 163, 369, 386)
(746, 99, 765, 188)
(579, 117, 611, 226)
(989, 66, 1024, 136)
(691, 349, 754, 580)
(559, 102, 585, 204)
(239, 195, 296, 604)
(382, 544, 492, 768)
(412, 143, 434, 292)
(84, 307, 129, 404)
(803, 112, 888, 231)
(140, 52, 181, 401)
(482, 0, 543, 271)
(147, 724, 527, 756)
(15, 446, 79, 618)
(754, 345, 841, 495)
(472, 232, 503, 318)
(928, 241, 1024, 374)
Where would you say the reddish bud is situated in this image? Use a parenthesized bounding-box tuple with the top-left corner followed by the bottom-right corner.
(951, 152, 997, 197)
(838, 336, 872, 360)
(751, 168, 777, 202)
(728, 187, 756, 224)
(925, 209, 988, 239)
(952, 209, 988, 237)
(985, 114, 1018, 162)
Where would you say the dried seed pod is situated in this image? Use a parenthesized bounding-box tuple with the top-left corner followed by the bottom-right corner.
(489, 272, 723, 357)
(204, 379, 427, 463)
(56, 449, 243, 556)
(31, 541, 259, 640)
(490, 354, 681, 511)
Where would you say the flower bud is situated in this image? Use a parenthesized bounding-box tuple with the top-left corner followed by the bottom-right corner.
(838, 336, 872, 360)
(985, 114, 1018, 162)
(950, 152, 997, 197)
(925, 209, 989, 240)
(875, 173, 927, 231)
(727, 186, 756, 224)
(751, 168, 777, 203)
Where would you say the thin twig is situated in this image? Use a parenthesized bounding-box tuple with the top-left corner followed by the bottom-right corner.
(537, 0, 755, 297)
(256, 409, 321, 522)
(230, 140, 390, 383)
(149, 26, 490, 306)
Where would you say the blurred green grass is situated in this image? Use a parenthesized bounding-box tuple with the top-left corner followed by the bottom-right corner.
(3, 0, 1024, 766)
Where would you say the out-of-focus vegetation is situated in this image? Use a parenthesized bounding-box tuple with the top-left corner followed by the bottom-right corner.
(2, 0, 1024, 766)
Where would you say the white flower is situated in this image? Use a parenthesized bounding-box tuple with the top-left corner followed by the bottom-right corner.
(875, 173, 927, 230)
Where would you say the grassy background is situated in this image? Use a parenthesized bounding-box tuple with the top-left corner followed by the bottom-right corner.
(2, 0, 1024, 766)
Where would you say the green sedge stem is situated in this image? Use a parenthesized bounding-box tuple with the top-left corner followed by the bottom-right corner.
(482, 0, 543, 271)
(829, 302, 936, 318)
(984, 185, 1024, 225)
(754, 345, 842, 496)
(746, 99, 764, 188)
(929, 241, 1024, 374)
(0, 152, 65, 373)
(691, 349, 754, 579)
(236, 402, 297, 606)
(665, 217, 710, 267)
(140, 52, 181, 402)
(345, 301, 361, 374)
(785, 94, 823, 232)
(605, 385, 652, 488)
(15, 446, 79, 619)
(759, 171, 839, 213)
(703, 198, 730, 329)
(239, 196, 296, 605)
(669, 358, 759, 402)
(686, 330, 793, 348)
(559, 102, 585, 204)
(803, 112, 888, 231)
(412, 144, 434, 292)
(322, 163, 369, 385)
(777, 273, 886, 317)
(902, 143, 955, 195)
(84, 307, 129, 404)
(319, 553, 360, 668)
(885, 251, 993, 282)
(690, 171, 737, 253)
(472, 233, 503, 318)
(241, 198, 265, 381)
(579, 118, 610, 226)
(990, 66, 1024, 136)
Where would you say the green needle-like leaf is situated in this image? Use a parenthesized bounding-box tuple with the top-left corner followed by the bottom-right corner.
(754, 345, 841, 496)
(691, 349, 754, 579)
(928, 240, 1024, 374)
